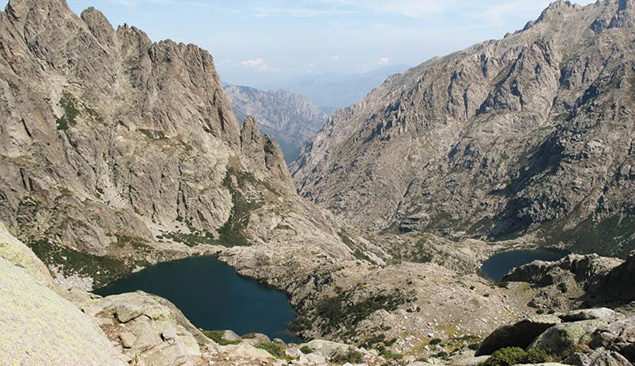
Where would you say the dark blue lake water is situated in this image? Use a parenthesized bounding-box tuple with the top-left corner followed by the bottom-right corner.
(94, 256, 300, 343)
(481, 248, 571, 282)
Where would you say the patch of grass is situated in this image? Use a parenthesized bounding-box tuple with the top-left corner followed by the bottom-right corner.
(138, 129, 167, 140)
(162, 230, 217, 247)
(200, 330, 240, 346)
(300, 345, 313, 354)
(482, 347, 550, 366)
(55, 92, 104, 130)
(275, 223, 293, 231)
(331, 349, 364, 364)
(214, 169, 264, 247)
(56, 93, 80, 130)
(255, 342, 287, 359)
(379, 348, 403, 360)
(29, 239, 145, 288)
(338, 228, 355, 246)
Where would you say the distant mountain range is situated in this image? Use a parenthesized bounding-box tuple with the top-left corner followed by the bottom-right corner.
(256, 64, 411, 114)
(224, 85, 329, 164)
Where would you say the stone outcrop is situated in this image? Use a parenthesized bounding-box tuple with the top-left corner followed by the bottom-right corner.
(293, 0, 635, 257)
(476, 315, 561, 356)
(479, 308, 635, 365)
(504, 251, 635, 308)
(0, 223, 128, 366)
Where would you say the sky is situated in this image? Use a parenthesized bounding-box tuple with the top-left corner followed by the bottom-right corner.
(60, 0, 597, 86)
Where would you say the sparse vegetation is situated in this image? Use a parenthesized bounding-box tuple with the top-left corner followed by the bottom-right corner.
(138, 129, 167, 140)
(215, 169, 264, 247)
(255, 342, 287, 359)
(331, 348, 364, 364)
(29, 238, 147, 288)
(314, 291, 406, 332)
(482, 347, 550, 366)
(200, 330, 240, 346)
(289, 316, 312, 333)
(162, 230, 217, 247)
(56, 92, 80, 130)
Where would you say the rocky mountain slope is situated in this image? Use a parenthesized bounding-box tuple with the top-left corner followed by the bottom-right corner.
(0, 0, 356, 290)
(293, 0, 635, 257)
(224, 85, 328, 163)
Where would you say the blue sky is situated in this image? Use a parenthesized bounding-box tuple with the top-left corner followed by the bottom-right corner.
(61, 0, 596, 85)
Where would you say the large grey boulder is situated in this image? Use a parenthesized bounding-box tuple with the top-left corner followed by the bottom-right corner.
(564, 348, 633, 366)
(0, 242, 127, 366)
(476, 315, 562, 355)
(529, 319, 607, 357)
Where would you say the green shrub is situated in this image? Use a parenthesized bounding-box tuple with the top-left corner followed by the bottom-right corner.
(289, 316, 312, 333)
(255, 342, 287, 359)
(430, 338, 442, 345)
(379, 348, 403, 360)
(524, 348, 550, 364)
(482, 347, 550, 366)
(483, 347, 526, 366)
(332, 349, 364, 364)
(300, 345, 313, 354)
(557, 282, 568, 293)
(200, 330, 239, 346)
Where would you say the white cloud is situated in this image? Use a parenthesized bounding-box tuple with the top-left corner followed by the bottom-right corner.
(240, 58, 275, 71)
(379, 57, 390, 65)
(330, 55, 340, 61)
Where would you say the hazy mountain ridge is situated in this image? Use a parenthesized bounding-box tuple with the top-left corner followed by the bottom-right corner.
(224, 84, 328, 163)
(293, 0, 635, 257)
(257, 64, 411, 113)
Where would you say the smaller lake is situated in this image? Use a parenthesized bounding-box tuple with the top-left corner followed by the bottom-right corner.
(481, 248, 571, 282)
(94, 256, 300, 343)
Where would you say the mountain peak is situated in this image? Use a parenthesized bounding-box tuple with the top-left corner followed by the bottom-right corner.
(5, 0, 72, 22)
(293, 0, 635, 256)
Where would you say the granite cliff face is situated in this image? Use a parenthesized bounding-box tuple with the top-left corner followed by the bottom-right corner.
(224, 84, 329, 163)
(293, 0, 635, 257)
(0, 0, 343, 288)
